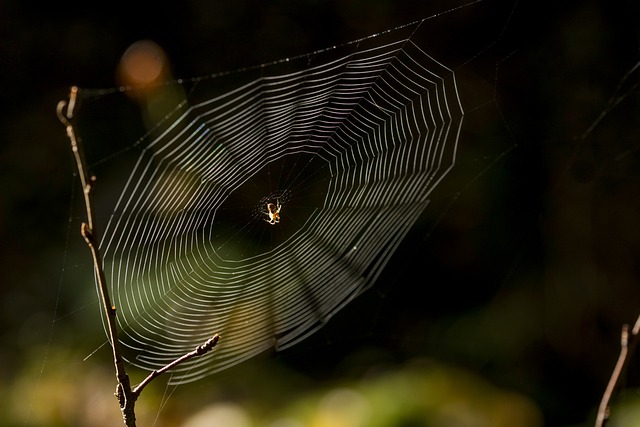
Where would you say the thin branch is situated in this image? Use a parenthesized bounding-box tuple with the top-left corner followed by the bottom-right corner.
(133, 334, 220, 397)
(57, 86, 221, 426)
(595, 314, 640, 427)
(57, 87, 136, 427)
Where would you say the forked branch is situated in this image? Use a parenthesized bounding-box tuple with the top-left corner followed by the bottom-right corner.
(57, 86, 220, 426)
(595, 314, 640, 427)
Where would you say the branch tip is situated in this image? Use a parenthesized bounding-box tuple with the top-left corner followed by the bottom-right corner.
(67, 86, 78, 119)
(197, 334, 221, 355)
(621, 324, 629, 347)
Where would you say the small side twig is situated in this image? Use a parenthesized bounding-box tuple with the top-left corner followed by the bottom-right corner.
(58, 86, 220, 426)
(595, 314, 640, 427)
(133, 334, 220, 397)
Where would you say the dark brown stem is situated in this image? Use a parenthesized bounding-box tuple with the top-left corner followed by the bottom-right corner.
(58, 86, 220, 426)
(595, 314, 640, 427)
(58, 87, 137, 427)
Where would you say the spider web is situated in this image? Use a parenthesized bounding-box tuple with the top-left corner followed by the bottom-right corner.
(77, 12, 466, 385)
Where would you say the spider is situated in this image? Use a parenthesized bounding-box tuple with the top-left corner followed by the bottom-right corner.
(264, 199, 281, 225)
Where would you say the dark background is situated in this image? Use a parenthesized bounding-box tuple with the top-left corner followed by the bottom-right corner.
(1, 0, 639, 426)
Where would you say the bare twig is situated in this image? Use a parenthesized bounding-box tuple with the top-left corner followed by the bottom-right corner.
(133, 335, 220, 397)
(595, 314, 640, 427)
(57, 87, 136, 426)
(57, 86, 220, 426)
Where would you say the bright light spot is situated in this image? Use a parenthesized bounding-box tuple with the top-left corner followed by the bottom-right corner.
(118, 39, 167, 89)
(116, 39, 185, 125)
(314, 388, 371, 427)
(181, 402, 252, 427)
(269, 418, 305, 427)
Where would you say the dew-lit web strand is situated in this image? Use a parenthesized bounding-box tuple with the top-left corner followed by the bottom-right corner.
(23, 173, 80, 425)
(76, 12, 467, 384)
(132, 44, 404, 256)
(77, 0, 483, 103)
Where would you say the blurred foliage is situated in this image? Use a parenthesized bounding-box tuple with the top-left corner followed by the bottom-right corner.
(607, 391, 640, 427)
(5, 348, 542, 427)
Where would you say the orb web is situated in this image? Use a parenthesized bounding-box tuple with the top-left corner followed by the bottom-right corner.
(96, 22, 463, 383)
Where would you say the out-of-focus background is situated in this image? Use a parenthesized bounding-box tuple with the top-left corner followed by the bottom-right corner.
(1, 0, 639, 426)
